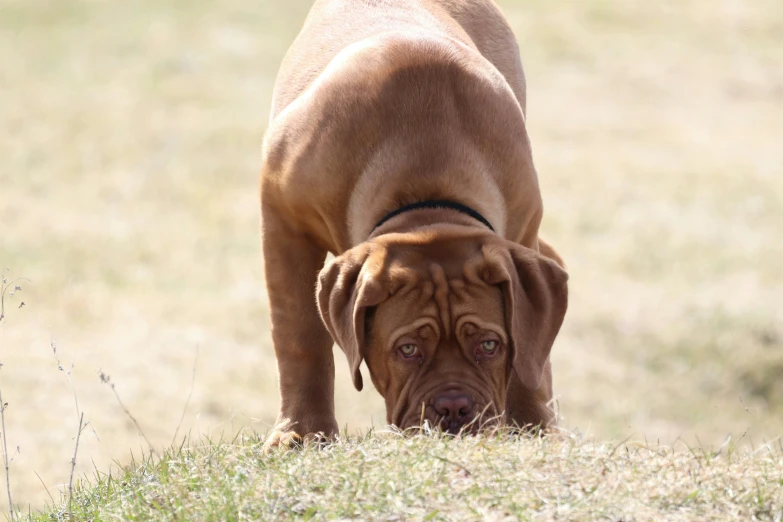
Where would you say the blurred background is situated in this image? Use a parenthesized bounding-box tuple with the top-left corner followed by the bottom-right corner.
(1, 0, 781, 511)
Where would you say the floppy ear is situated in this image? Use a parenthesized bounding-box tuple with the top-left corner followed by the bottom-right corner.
(482, 242, 569, 390)
(316, 243, 389, 391)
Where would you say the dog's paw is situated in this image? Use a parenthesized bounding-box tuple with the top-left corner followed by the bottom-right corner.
(263, 429, 303, 453)
(263, 416, 337, 453)
(263, 429, 335, 453)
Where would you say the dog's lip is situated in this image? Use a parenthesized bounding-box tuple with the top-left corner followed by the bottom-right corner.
(397, 399, 499, 432)
(414, 381, 493, 406)
(398, 404, 497, 433)
(441, 420, 469, 435)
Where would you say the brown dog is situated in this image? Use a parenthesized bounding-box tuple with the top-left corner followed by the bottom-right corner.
(261, 0, 568, 446)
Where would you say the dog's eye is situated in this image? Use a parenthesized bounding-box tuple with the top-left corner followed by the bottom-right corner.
(399, 343, 419, 358)
(479, 340, 499, 354)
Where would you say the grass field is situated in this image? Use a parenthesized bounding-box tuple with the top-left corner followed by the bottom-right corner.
(25, 432, 783, 521)
(1, 0, 782, 515)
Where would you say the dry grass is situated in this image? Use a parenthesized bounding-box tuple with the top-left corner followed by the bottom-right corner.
(25, 430, 783, 521)
(0, 0, 781, 513)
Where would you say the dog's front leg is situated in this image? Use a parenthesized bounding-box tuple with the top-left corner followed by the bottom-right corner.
(261, 205, 338, 449)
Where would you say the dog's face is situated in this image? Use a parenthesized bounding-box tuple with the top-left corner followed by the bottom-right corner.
(317, 226, 567, 434)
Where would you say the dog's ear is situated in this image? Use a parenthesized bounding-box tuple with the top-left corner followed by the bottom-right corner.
(317, 243, 389, 391)
(481, 241, 568, 390)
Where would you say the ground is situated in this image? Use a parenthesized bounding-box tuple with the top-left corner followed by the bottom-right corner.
(26, 432, 783, 521)
(0, 0, 781, 512)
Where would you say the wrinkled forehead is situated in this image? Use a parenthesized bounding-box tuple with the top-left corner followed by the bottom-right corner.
(373, 271, 505, 342)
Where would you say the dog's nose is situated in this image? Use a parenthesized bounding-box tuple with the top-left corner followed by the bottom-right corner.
(433, 394, 474, 430)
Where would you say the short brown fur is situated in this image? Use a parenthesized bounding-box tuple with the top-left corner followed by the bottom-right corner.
(261, 0, 568, 447)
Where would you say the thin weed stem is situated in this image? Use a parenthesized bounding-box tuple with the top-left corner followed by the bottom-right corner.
(99, 370, 154, 453)
(67, 412, 85, 521)
(171, 346, 199, 447)
(0, 389, 14, 522)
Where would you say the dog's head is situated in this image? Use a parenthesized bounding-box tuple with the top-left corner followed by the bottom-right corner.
(317, 225, 568, 434)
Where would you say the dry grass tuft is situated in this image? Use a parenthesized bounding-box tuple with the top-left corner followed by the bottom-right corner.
(25, 430, 783, 521)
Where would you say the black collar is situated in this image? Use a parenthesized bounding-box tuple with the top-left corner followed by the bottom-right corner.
(372, 199, 495, 234)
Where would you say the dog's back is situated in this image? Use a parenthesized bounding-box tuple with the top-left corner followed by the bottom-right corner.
(271, 0, 526, 119)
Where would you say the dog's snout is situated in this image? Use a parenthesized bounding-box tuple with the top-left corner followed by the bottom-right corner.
(433, 394, 474, 430)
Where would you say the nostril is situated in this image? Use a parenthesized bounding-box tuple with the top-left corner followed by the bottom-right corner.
(433, 394, 474, 420)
